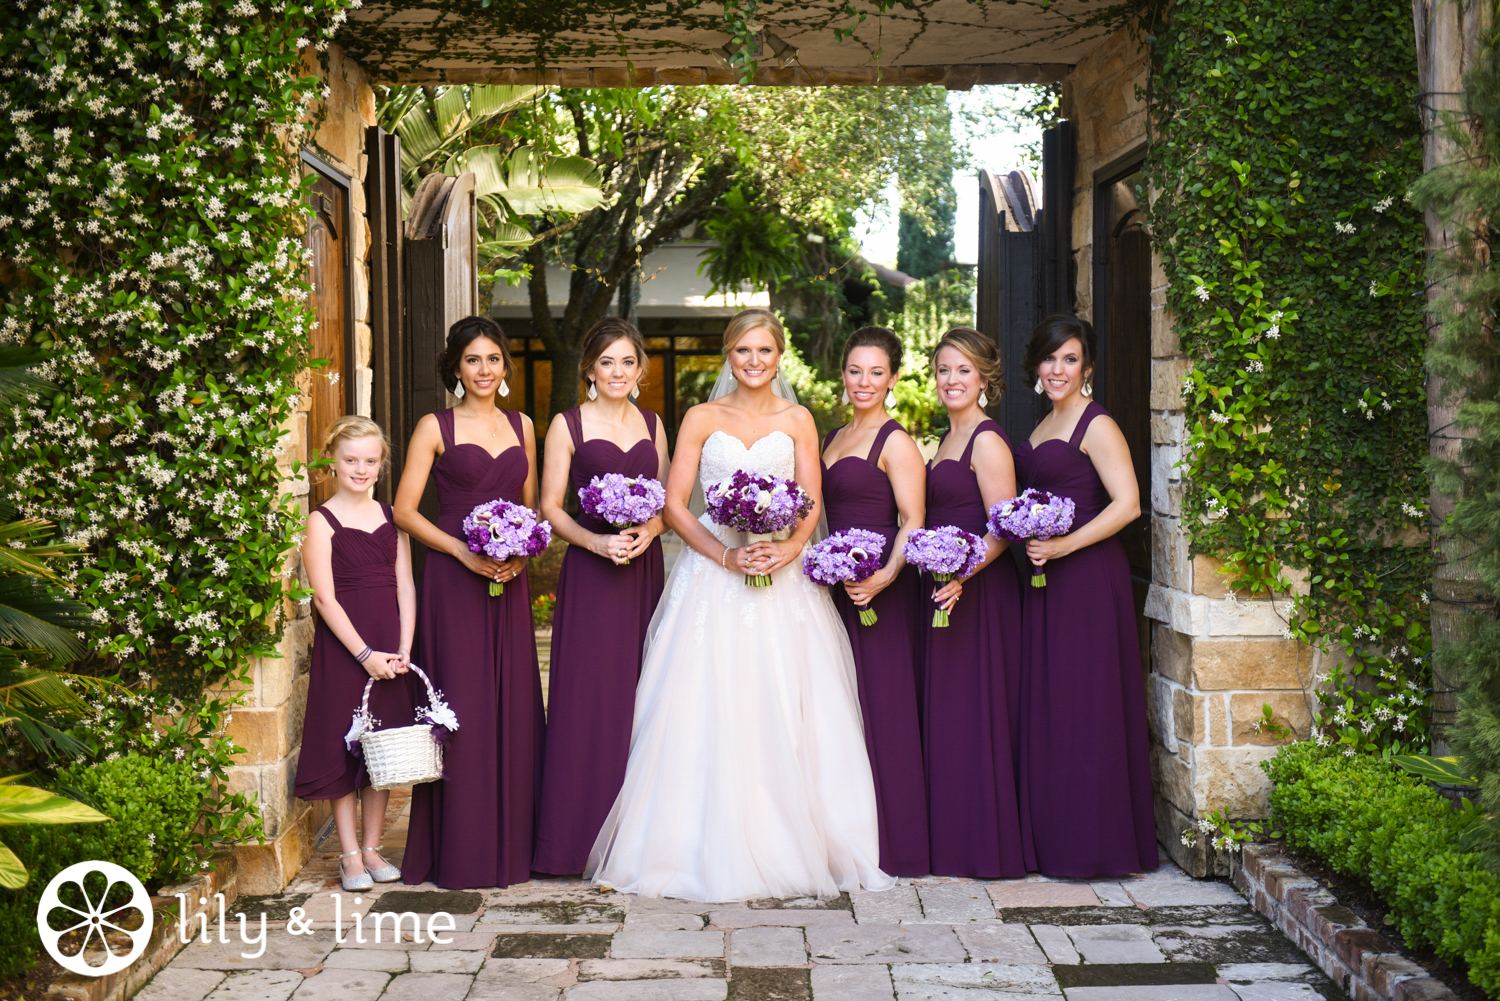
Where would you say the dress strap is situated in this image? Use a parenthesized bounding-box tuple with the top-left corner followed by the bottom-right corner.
(436, 408, 457, 451)
(867, 418, 901, 464)
(316, 505, 343, 532)
(640, 407, 658, 443)
(503, 406, 525, 442)
(1068, 402, 1105, 450)
(960, 419, 1003, 465)
(562, 407, 584, 449)
(821, 426, 841, 456)
(379, 502, 394, 527)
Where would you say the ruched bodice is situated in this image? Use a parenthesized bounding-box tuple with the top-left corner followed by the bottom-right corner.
(822, 420, 901, 561)
(927, 419, 1008, 536)
(1014, 400, 1113, 529)
(320, 504, 397, 594)
(565, 407, 660, 534)
(433, 407, 529, 535)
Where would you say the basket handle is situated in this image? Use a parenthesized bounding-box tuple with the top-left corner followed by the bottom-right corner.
(360, 662, 441, 720)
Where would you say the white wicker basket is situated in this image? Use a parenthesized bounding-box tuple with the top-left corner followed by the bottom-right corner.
(356, 665, 452, 791)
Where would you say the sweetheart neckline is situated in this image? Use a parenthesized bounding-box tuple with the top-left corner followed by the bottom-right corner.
(446, 441, 524, 462)
(707, 429, 793, 451)
(579, 437, 655, 454)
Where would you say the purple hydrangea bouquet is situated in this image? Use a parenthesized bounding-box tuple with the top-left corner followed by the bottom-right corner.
(578, 473, 666, 565)
(463, 499, 552, 596)
(902, 526, 985, 627)
(987, 489, 1075, 588)
(802, 529, 888, 625)
(705, 469, 814, 587)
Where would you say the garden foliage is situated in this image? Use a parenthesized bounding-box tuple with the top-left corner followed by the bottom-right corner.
(1266, 743, 1500, 994)
(1145, 0, 1431, 752)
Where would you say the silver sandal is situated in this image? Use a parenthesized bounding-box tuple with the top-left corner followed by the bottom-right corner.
(362, 844, 401, 883)
(338, 849, 374, 892)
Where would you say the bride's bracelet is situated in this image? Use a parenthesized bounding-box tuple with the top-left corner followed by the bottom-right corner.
(721, 546, 730, 571)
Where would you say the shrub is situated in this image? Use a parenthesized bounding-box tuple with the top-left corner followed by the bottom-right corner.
(1266, 742, 1500, 994)
(532, 592, 557, 630)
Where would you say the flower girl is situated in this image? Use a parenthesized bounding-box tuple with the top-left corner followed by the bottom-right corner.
(293, 416, 418, 892)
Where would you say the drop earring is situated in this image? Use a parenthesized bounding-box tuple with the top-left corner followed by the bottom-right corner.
(841, 388, 850, 405)
(499, 379, 510, 397)
(587, 380, 598, 401)
(1034, 377, 1044, 395)
(885, 389, 896, 409)
(630, 383, 640, 400)
(978, 390, 989, 408)
(453, 380, 466, 399)
(1082, 378, 1094, 398)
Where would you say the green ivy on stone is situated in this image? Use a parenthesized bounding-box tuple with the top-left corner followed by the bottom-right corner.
(1144, 0, 1432, 753)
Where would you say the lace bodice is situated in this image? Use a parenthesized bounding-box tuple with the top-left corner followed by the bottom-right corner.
(698, 430, 797, 490)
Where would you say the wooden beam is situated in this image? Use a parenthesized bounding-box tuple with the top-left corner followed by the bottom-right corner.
(365, 62, 1072, 88)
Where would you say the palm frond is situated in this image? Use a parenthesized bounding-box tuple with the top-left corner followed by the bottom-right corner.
(0, 347, 51, 408)
(0, 517, 81, 582)
(0, 577, 87, 660)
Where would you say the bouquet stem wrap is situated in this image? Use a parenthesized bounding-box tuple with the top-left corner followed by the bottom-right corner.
(929, 574, 956, 627)
(745, 532, 774, 587)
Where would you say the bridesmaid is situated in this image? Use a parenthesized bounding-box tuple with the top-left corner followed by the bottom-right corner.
(923, 327, 1027, 878)
(395, 315, 545, 889)
(820, 326, 930, 878)
(534, 318, 669, 875)
(1016, 314, 1157, 877)
(294, 417, 417, 892)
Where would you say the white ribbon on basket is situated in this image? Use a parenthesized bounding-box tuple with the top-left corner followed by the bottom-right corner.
(346, 664, 458, 751)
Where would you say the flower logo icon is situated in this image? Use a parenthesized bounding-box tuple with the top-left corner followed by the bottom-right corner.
(37, 861, 153, 976)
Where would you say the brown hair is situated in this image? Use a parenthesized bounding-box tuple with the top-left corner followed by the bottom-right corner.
(440, 315, 513, 393)
(932, 327, 1005, 400)
(321, 415, 391, 477)
(841, 326, 903, 373)
(578, 317, 649, 385)
(723, 307, 786, 353)
(1024, 314, 1097, 384)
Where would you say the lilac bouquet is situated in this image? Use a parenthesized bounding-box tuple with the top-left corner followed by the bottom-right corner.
(902, 526, 985, 627)
(578, 473, 666, 565)
(802, 529, 888, 625)
(987, 489, 1075, 588)
(463, 499, 552, 596)
(705, 469, 814, 587)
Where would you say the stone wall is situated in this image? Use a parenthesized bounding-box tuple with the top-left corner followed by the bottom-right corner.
(1061, 26, 1320, 876)
(223, 43, 379, 894)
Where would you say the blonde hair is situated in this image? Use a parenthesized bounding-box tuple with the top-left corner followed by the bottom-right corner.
(932, 327, 1005, 402)
(723, 308, 786, 354)
(322, 416, 391, 477)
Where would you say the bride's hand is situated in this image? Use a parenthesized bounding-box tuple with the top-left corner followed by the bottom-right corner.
(932, 578, 963, 611)
(744, 539, 801, 576)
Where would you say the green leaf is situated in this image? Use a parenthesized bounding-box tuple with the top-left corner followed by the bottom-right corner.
(0, 842, 26, 888)
(0, 783, 110, 826)
(1392, 754, 1476, 787)
(446, 146, 605, 215)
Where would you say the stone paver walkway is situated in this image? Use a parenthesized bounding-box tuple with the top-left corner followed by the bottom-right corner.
(139, 796, 1349, 1001)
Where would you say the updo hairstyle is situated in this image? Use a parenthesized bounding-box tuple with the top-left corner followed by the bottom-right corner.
(841, 326, 904, 373)
(932, 327, 1005, 400)
(440, 315, 514, 393)
(723, 307, 786, 353)
(578, 317, 649, 384)
(321, 415, 391, 476)
(1023, 314, 1097, 385)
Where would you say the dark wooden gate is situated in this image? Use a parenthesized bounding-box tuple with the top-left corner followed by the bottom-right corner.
(365, 126, 407, 504)
(301, 153, 354, 508)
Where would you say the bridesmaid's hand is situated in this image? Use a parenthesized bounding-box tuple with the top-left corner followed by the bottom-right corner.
(496, 555, 529, 584)
(589, 531, 636, 565)
(620, 524, 656, 560)
(932, 578, 963, 612)
(456, 547, 506, 582)
(1026, 535, 1072, 566)
(845, 566, 895, 607)
(364, 652, 403, 681)
(745, 538, 801, 576)
(393, 650, 411, 673)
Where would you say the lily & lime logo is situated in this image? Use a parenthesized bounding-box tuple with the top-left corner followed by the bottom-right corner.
(36, 860, 154, 977)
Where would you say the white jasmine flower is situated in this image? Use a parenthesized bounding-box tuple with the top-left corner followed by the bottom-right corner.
(1193, 285, 1210, 303)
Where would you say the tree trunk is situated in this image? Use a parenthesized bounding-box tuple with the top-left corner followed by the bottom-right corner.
(1417, 0, 1491, 754)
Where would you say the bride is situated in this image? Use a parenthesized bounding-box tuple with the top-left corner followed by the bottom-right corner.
(586, 308, 895, 902)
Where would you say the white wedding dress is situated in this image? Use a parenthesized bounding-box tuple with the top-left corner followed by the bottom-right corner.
(586, 429, 895, 902)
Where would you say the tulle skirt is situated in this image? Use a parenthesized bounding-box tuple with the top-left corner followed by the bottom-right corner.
(586, 516, 895, 902)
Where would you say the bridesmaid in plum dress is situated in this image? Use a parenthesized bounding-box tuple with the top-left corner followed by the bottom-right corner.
(922, 327, 1026, 878)
(820, 327, 929, 877)
(1016, 314, 1157, 877)
(534, 319, 669, 875)
(395, 316, 545, 889)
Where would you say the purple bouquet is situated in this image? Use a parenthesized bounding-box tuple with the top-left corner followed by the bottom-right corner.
(802, 529, 888, 625)
(987, 489, 1075, 588)
(578, 474, 666, 565)
(463, 499, 552, 596)
(902, 526, 985, 627)
(705, 469, 814, 587)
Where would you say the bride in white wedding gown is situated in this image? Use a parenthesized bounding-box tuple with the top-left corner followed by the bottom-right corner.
(586, 308, 894, 902)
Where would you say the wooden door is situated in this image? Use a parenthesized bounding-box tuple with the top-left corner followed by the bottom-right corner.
(365, 126, 407, 503)
(306, 169, 350, 507)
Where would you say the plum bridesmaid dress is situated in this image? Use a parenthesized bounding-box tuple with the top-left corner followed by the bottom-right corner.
(294, 503, 417, 801)
(821, 419, 930, 877)
(1016, 400, 1157, 877)
(923, 418, 1026, 878)
(403, 407, 545, 889)
(533, 406, 666, 875)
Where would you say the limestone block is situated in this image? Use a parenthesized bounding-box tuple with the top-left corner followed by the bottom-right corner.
(1193, 746, 1278, 817)
(1192, 555, 1236, 599)
(1152, 626, 1193, 686)
(354, 257, 371, 325)
(356, 366, 373, 419)
(1144, 584, 1206, 636)
(356, 320, 372, 368)
(1151, 516, 1190, 591)
(228, 702, 294, 765)
(1151, 305, 1179, 360)
(1151, 248, 1169, 290)
(1151, 412, 1184, 445)
(263, 616, 315, 706)
(1207, 598, 1292, 637)
(1192, 639, 1313, 691)
(1151, 743, 1194, 816)
(1173, 688, 1203, 746)
(225, 761, 262, 806)
(1151, 471, 1179, 519)
(1148, 674, 1177, 753)
(287, 671, 310, 752)
(1152, 439, 1183, 486)
(1209, 694, 1229, 745)
(1231, 692, 1313, 746)
(1151, 358, 1192, 411)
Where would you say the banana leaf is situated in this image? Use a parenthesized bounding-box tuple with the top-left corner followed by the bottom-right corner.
(446, 145, 606, 215)
(469, 84, 545, 119)
(0, 782, 110, 888)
